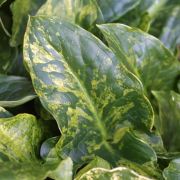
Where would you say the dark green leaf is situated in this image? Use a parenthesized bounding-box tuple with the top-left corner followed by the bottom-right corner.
(0, 0, 6, 7)
(163, 158, 180, 180)
(24, 16, 154, 166)
(0, 106, 12, 118)
(0, 75, 36, 107)
(0, 12, 17, 74)
(40, 136, 59, 161)
(98, 23, 180, 94)
(10, 0, 46, 46)
(0, 113, 44, 162)
(152, 91, 180, 152)
(96, 0, 141, 22)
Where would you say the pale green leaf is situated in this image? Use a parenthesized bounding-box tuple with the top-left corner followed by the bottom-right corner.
(76, 166, 154, 180)
(0, 113, 44, 162)
(76, 156, 111, 179)
(0, 157, 73, 180)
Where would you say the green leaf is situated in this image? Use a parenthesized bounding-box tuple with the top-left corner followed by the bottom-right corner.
(76, 156, 111, 179)
(10, 0, 46, 46)
(134, 130, 165, 154)
(37, 0, 141, 31)
(152, 91, 180, 152)
(0, 0, 6, 7)
(98, 23, 180, 94)
(0, 157, 73, 180)
(76, 166, 153, 180)
(48, 157, 73, 180)
(96, 0, 141, 22)
(0, 113, 44, 162)
(0, 106, 13, 118)
(0, 75, 37, 107)
(24, 16, 155, 166)
(160, 6, 180, 53)
(40, 136, 59, 161)
(0, 12, 17, 74)
(37, 0, 104, 31)
(163, 158, 180, 180)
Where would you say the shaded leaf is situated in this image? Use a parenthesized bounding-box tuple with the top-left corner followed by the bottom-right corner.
(0, 75, 37, 107)
(0, 106, 12, 118)
(0, 113, 44, 162)
(96, 0, 141, 22)
(24, 16, 154, 167)
(152, 91, 180, 152)
(163, 158, 180, 180)
(160, 6, 180, 53)
(0, 12, 17, 74)
(98, 23, 180, 94)
(0, 0, 6, 6)
(10, 0, 46, 46)
(40, 136, 59, 161)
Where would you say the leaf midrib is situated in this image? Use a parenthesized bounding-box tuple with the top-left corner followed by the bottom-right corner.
(45, 34, 114, 153)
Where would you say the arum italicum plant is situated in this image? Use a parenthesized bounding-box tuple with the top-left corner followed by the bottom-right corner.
(0, 0, 179, 179)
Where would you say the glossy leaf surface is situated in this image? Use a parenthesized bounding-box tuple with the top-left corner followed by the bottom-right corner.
(24, 16, 155, 166)
(76, 166, 153, 180)
(0, 75, 36, 107)
(96, 0, 141, 22)
(98, 23, 180, 94)
(152, 91, 180, 152)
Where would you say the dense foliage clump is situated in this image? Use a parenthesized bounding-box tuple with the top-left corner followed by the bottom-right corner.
(0, 0, 179, 179)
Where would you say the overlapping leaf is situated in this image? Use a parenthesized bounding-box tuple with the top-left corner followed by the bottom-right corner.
(0, 114, 44, 162)
(37, 0, 141, 31)
(0, 157, 73, 180)
(10, 0, 46, 46)
(0, 75, 36, 107)
(76, 166, 153, 180)
(23, 16, 155, 167)
(0, 106, 12, 118)
(0, 12, 17, 74)
(152, 91, 180, 152)
(98, 23, 180, 94)
(160, 6, 180, 53)
(163, 158, 180, 180)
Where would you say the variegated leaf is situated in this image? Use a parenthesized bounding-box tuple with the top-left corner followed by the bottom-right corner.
(98, 23, 180, 94)
(24, 16, 155, 166)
